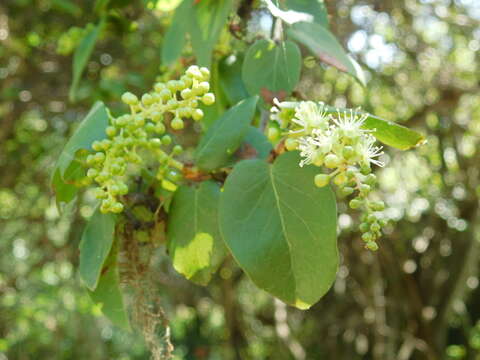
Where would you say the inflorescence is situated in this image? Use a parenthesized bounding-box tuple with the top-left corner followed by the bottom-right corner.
(269, 100, 387, 251)
(87, 65, 215, 214)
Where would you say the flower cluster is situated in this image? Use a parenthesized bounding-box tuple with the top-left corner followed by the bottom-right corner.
(87, 65, 215, 213)
(270, 100, 386, 251)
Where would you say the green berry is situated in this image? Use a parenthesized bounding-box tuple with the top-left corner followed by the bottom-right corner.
(359, 184, 371, 194)
(121, 92, 138, 105)
(370, 222, 381, 232)
(171, 117, 184, 130)
(201, 93, 215, 105)
(365, 241, 379, 251)
(314, 174, 330, 188)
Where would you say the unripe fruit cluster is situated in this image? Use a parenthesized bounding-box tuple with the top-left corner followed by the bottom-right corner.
(270, 100, 387, 250)
(88, 65, 215, 213)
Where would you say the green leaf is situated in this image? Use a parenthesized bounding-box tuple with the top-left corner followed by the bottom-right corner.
(89, 246, 130, 331)
(287, 21, 366, 85)
(69, 21, 103, 102)
(79, 207, 116, 291)
(195, 96, 258, 172)
(219, 151, 338, 309)
(324, 107, 425, 150)
(51, 101, 109, 204)
(242, 39, 302, 97)
(161, 0, 190, 65)
(218, 54, 249, 106)
(188, 0, 233, 67)
(167, 181, 225, 285)
(285, 0, 328, 27)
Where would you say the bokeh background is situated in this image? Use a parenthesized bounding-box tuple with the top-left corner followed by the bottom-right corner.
(1, 0, 480, 359)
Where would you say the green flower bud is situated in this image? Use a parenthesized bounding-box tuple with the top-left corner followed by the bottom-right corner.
(349, 198, 362, 209)
(359, 222, 369, 233)
(166, 80, 178, 92)
(87, 168, 98, 178)
(365, 241, 379, 251)
(172, 145, 183, 155)
(364, 174, 377, 186)
(285, 138, 298, 151)
(324, 154, 340, 168)
(151, 111, 162, 122)
(268, 127, 280, 141)
(359, 184, 371, 194)
(155, 123, 166, 134)
(161, 179, 177, 192)
(119, 183, 128, 195)
(314, 174, 330, 188)
(94, 188, 107, 199)
(370, 222, 381, 232)
(149, 138, 162, 147)
(106, 126, 116, 138)
(340, 186, 354, 196)
(92, 141, 102, 151)
(199, 67, 210, 80)
(94, 152, 105, 162)
(202, 93, 215, 106)
(371, 200, 385, 211)
(333, 173, 347, 185)
(159, 89, 172, 102)
(142, 93, 154, 105)
(145, 122, 156, 132)
(154, 82, 165, 92)
(192, 109, 204, 121)
(180, 75, 192, 88)
(361, 232, 374, 242)
(180, 88, 192, 100)
(343, 146, 355, 159)
(121, 92, 138, 105)
(111, 202, 124, 213)
(171, 117, 184, 130)
(162, 135, 172, 145)
(186, 65, 202, 80)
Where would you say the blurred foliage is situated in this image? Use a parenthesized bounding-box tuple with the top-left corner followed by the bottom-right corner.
(1, 0, 480, 359)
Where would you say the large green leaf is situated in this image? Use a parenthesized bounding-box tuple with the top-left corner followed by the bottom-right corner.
(287, 21, 366, 85)
(324, 107, 425, 150)
(89, 246, 130, 331)
(51, 101, 109, 204)
(79, 207, 116, 291)
(161, 0, 190, 65)
(167, 181, 225, 285)
(69, 21, 103, 102)
(194, 96, 258, 172)
(285, 0, 328, 27)
(188, 0, 233, 67)
(242, 39, 302, 96)
(219, 151, 338, 309)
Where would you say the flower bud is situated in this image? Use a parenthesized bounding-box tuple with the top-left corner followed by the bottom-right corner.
(121, 92, 138, 105)
(192, 109, 204, 121)
(202, 93, 215, 106)
(314, 174, 330, 188)
(171, 117, 184, 130)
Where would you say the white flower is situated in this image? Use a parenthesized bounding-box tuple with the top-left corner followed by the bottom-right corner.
(331, 108, 370, 139)
(291, 101, 329, 133)
(298, 128, 337, 167)
(357, 134, 385, 167)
